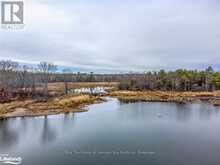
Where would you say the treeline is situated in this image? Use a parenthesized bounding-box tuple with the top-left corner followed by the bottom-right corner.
(1, 60, 220, 103)
(0, 60, 123, 102)
(0, 60, 58, 102)
(118, 67, 220, 91)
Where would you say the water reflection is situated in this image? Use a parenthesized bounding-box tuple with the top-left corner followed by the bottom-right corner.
(0, 99, 220, 165)
(0, 119, 18, 148)
(117, 102, 149, 120)
(198, 103, 220, 120)
(117, 101, 220, 123)
(41, 116, 56, 144)
(174, 103, 192, 122)
(20, 117, 28, 131)
(63, 113, 76, 129)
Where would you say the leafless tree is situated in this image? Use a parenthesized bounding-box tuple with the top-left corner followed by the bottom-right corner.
(18, 65, 29, 90)
(28, 67, 37, 95)
(38, 62, 57, 97)
(0, 60, 18, 90)
(62, 69, 72, 94)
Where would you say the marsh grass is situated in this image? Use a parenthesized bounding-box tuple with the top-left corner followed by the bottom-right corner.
(1, 89, 220, 118)
(48, 82, 118, 92)
(209, 99, 220, 106)
(0, 94, 103, 117)
(0, 100, 34, 114)
(108, 90, 220, 104)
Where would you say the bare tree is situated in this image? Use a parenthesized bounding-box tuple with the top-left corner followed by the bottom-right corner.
(38, 62, 57, 97)
(89, 72, 94, 82)
(0, 60, 18, 90)
(62, 69, 72, 94)
(28, 67, 37, 95)
(18, 65, 29, 90)
(0, 60, 18, 71)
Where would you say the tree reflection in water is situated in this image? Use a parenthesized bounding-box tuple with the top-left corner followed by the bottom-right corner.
(0, 119, 18, 148)
(41, 116, 56, 144)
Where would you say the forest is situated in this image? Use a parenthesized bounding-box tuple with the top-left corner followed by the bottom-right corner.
(118, 66, 220, 91)
(0, 60, 220, 103)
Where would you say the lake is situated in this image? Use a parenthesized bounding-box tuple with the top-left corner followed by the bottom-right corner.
(0, 98, 220, 165)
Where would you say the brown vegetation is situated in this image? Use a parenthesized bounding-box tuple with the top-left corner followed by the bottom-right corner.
(48, 82, 118, 92)
(0, 94, 103, 119)
(0, 60, 119, 104)
(107, 90, 220, 104)
(1, 89, 220, 118)
(1, 60, 220, 118)
(209, 99, 220, 106)
(0, 80, 116, 118)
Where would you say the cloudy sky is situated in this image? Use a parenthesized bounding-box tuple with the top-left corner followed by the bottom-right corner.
(0, 0, 219, 72)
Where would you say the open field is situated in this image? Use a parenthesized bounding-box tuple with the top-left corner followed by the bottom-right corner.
(48, 82, 118, 92)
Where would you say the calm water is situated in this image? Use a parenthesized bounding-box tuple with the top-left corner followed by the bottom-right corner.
(1, 98, 220, 165)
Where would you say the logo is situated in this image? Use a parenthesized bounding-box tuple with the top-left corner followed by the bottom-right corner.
(1, 1, 23, 24)
(1, 1, 25, 29)
(0, 154, 22, 165)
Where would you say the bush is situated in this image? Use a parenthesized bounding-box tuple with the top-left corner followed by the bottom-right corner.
(118, 80, 132, 90)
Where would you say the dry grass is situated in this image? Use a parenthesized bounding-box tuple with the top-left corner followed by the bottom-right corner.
(27, 94, 99, 111)
(209, 99, 220, 106)
(1, 88, 220, 118)
(55, 95, 92, 107)
(0, 82, 116, 118)
(0, 94, 103, 118)
(48, 82, 118, 92)
(108, 90, 220, 97)
(107, 90, 220, 104)
(0, 100, 35, 114)
(27, 94, 102, 112)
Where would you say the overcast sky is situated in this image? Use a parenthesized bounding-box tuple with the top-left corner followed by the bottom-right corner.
(0, 0, 219, 72)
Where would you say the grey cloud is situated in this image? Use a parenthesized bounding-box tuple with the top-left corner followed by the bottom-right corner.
(0, 0, 219, 72)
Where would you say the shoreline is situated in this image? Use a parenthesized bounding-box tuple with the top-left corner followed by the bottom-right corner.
(0, 94, 105, 119)
(1, 90, 220, 119)
(106, 90, 220, 105)
(0, 107, 88, 119)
